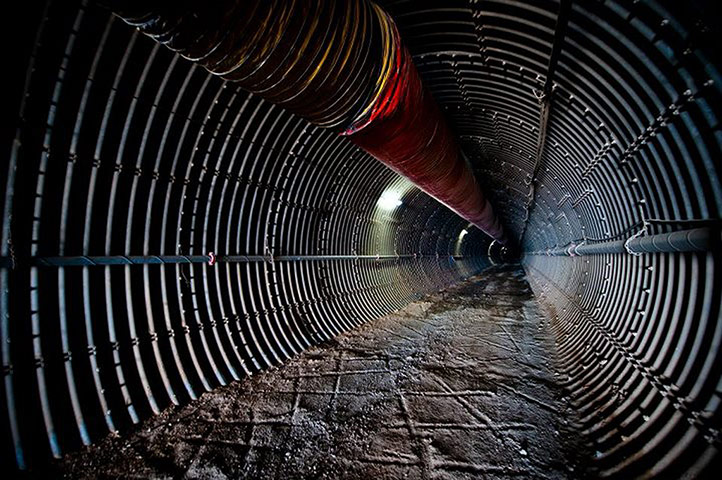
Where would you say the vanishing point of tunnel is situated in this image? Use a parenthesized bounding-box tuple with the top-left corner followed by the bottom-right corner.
(3, 0, 721, 478)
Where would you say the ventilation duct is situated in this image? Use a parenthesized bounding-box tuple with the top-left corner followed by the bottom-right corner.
(109, 0, 505, 240)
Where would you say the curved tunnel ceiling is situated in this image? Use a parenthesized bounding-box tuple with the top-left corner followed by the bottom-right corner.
(3, 0, 722, 477)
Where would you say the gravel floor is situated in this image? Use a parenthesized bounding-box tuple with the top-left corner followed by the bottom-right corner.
(39, 264, 588, 479)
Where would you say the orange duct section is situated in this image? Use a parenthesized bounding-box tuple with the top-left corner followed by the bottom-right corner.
(108, 0, 506, 241)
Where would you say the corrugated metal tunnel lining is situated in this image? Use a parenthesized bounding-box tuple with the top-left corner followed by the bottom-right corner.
(3, 0, 721, 477)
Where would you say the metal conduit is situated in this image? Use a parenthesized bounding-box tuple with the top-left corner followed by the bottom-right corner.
(3, 0, 722, 477)
(530, 226, 720, 256)
(19, 254, 462, 267)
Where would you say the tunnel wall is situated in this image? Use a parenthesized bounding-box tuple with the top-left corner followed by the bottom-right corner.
(378, 0, 721, 477)
(525, 252, 720, 477)
(1, 1, 490, 468)
(2, 0, 721, 477)
(517, 1, 722, 475)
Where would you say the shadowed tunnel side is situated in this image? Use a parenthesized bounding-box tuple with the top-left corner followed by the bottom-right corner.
(2, 0, 722, 478)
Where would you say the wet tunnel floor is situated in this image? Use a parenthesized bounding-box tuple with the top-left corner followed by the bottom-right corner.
(48, 265, 587, 479)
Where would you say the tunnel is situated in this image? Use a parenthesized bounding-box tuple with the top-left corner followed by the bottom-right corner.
(3, 0, 722, 477)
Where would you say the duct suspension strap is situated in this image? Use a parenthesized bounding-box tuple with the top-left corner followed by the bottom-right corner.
(519, 0, 572, 245)
(106, 0, 506, 242)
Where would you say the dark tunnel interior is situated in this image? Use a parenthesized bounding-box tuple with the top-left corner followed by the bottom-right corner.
(3, 0, 722, 478)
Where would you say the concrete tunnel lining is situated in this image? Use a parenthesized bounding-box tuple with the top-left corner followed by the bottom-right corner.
(2, 0, 721, 477)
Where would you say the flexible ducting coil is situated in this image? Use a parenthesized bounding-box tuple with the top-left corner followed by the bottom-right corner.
(111, 0, 505, 239)
(2, 0, 722, 478)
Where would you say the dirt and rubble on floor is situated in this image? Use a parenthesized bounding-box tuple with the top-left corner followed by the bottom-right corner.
(39, 264, 589, 479)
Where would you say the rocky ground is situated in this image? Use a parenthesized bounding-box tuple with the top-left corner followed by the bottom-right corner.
(41, 264, 588, 479)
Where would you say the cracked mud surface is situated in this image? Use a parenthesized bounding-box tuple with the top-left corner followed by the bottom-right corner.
(42, 265, 588, 479)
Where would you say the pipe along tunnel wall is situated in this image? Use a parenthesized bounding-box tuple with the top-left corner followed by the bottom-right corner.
(2, 0, 721, 477)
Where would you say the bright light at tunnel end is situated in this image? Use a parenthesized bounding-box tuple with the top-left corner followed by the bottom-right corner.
(377, 190, 403, 210)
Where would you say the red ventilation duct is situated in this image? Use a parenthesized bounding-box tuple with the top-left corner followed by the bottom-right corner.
(340, 25, 504, 241)
(108, 0, 506, 242)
